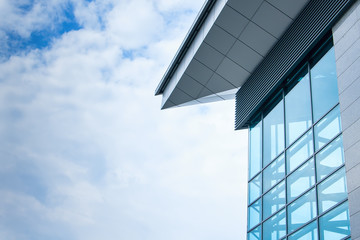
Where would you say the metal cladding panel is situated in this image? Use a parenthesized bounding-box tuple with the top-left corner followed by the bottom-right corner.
(235, 0, 356, 130)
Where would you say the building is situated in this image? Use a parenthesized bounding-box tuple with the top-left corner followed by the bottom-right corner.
(155, 0, 360, 239)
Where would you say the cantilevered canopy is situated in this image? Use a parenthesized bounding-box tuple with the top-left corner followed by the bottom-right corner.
(155, 0, 309, 109)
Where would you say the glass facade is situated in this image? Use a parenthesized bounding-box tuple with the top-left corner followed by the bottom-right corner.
(247, 39, 351, 239)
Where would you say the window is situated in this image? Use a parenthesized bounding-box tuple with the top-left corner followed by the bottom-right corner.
(263, 154, 285, 192)
(247, 38, 350, 239)
(263, 99, 284, 166)
(319, 201, 351, 240)
(285, 67, 312, 146)
(250, 119, 262, 179)
(263, 180, 285, 220)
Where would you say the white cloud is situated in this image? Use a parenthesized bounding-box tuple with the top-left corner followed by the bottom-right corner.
(0, 0, 70, 38)
(0, 0, 248, 239)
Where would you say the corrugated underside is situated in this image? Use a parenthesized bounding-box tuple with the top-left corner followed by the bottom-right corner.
(235, 0, 355, 130)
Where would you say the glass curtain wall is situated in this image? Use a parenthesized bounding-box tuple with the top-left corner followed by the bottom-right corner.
(247, 38, 351, 240)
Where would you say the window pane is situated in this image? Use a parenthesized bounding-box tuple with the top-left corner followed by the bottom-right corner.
(264, 154, 285, 192)
(314, 105, 341, 151)
(311, 46, 339, 122)
(249, 173, 262, 204)
(286, 130, 313, 173)
(263, 209, 286, 240)
(319, 201, 351, 240)
(250, 120, 262, 179)
(289, 220, 318, 240)
(264, 100, 284, 166)
(287, 158, 315, 202)
(248, 199, 262, 230)
(263, 180, 285, 219)
(318, 167, 348, 214)
(288, 189, 317, 233)
(316, 135, 344, 180)
(248, 225, 261, 240)
(285, 69, 312, 146)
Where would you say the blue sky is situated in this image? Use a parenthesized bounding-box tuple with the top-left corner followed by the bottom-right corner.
(0, 0, 248, 239)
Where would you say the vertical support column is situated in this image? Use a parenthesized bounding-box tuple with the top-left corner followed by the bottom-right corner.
(333, 1, 360, 239)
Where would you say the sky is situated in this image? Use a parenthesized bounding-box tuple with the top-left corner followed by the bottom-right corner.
(0, 0, 248, 239)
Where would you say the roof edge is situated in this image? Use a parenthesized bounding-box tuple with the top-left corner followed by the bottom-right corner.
(154, 0, 217, 96)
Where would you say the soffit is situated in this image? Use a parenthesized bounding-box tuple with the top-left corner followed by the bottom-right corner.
(157, 0, 309, 109)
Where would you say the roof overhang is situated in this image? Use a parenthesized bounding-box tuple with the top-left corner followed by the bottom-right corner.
(155, 0, 309, 109)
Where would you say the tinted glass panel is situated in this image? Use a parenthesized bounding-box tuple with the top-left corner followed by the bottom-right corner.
(248, 225, 261, 240)
(263, 154, 285, 192)
(250, 120, 262, 179)
(249, 174, 262, 204)
(285, 70, 312, 146)
(286, 130, 313, 173)
(248, 199, 261, 230)
(263, 180, 285, 220)
(263, 209, 286, 240)
(264, 100, 284, 166)
(288, 189, 317, 233)
(318, 167, 348, 214)
(314, 105, 341, 151)
(311, 46, 339, 122)
(289, 220, 318, 240)
(319, 201, 351, 240)
(316, 135, 344, 180)
(287, 158, 315, 202)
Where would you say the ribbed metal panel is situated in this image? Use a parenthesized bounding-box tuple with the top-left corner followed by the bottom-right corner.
(235, 0, 355, 130)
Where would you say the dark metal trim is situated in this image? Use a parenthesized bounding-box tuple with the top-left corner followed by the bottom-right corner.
(154, 0, 217, 96)
(235, 0, 356, 130)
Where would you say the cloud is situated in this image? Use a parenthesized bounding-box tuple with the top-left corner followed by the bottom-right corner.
(0, 0, 249, 239)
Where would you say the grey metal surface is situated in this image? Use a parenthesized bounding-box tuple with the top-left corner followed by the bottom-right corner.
(235, 0, 355, 130)
(156, 0, 309, 109)
(333, 1, 360, 237)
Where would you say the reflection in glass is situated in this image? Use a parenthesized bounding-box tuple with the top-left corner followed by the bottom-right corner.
(311, 46, 339, 122)
(318, 167, 348, 214)
(249, 174, 261, 204)
(314, 106, 341, 151)
(319, 201, 351, 240)
(287, 158, 315, 202)
(286, 130, 313, 173)
(248, 225, 261, 240)
(250, 120, 262, 179)
(263, 209, 286, 240)
(264, 100, 284, 166)
(288, 189, 317, 233)
(248, 199, 261, 230)
(285, 69, 312, 146)
(263, 180, 285, 219)
(263, 154, 285, 192)
(316, 136, 344, 180)
(289, 220, 318, 240)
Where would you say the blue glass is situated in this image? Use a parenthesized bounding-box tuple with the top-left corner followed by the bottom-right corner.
(263, 100, 284, 166)
(287, 158, 315, 202)
(318, 167, 348, 214)
(263, 180, 285, 219)
(263, 209, 286, 240)
(250, 120, 262, 179)
(288, 220, 318, 240)
(319, 201, 351, 240)
(286, 130, 313, 173)
(263, 154, 285, 192)
(316, 135, 344, 180)
(285, 70, 312, 146)
(314, 105, 342, 151)
(311, 46, 339, 122)
(248, 225, 261, 240)
(249, 173, 262, 204)
(248, 199, 262, 230)
(288, 188, 317, 233)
